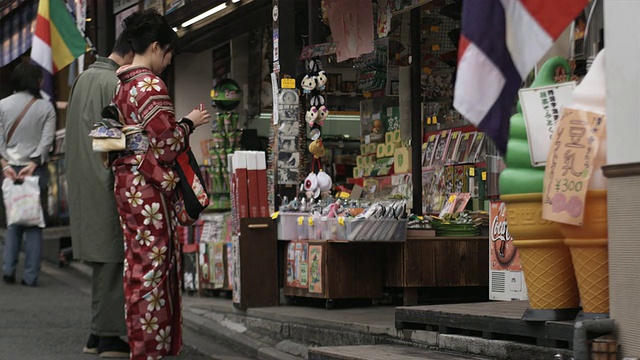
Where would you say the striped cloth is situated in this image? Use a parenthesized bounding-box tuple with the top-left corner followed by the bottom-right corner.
(453, 0, 588, 154)
(0, 1, 37, 67)
(31, 0, 86, 74)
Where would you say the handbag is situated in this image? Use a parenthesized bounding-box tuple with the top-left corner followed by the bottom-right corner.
(2, 176, 45, 228)
(173, 148, 210, 226)
(90, 104, 127, 152)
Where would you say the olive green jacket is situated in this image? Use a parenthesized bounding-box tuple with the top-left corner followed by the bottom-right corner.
(66, 57, 124, 262)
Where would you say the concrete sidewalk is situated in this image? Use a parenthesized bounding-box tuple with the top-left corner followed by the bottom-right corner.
(69, 260, 573, 360)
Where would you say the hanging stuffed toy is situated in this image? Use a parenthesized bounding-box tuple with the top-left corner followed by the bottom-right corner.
(316, 105, 329, 126)
(301, 74, 316, 94)
(316, 70, 327, 91)
(303, 172, 320, 199)
(308, 138, 326, 159)
(305, 106, 319, 126)
(317, 169, 333, 194)
(302, 138, 327, 199)
(309, 95, 327, 127)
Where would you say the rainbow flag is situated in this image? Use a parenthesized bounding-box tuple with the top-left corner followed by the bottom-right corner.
(31, 0, 87, 74)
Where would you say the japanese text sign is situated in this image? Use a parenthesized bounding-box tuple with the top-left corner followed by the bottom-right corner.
(519, 82, 576, 166)
(542, 108, 606, 225)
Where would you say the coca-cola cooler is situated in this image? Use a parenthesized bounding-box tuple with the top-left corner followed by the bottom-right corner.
(489, 201, 528, 301)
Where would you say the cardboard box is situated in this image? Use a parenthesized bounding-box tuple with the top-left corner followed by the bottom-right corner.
(367, 154, 377, 165)
(377, 143, 386, 158)
(360, 144, 368, 155)
(353, 167, 360, 178)
(385, 142, 399, 156)
(385, 132, 394, 144)
(256, 151, 269, 218)
(357, 155, 366, 168)
(368, 143, 377, 156)
(246, 152, 260, 218)
(453, 165, 466, 193)
(371, 157, 395, 176)
(392, 129, 401, 144)
(233, 152, 249, 219)
(394, 147, 412, 174)
(445, 165, 455, 195)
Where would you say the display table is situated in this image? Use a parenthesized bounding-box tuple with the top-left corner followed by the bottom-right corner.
(385, 230, 489, 305)
(282, 240, 383, 309)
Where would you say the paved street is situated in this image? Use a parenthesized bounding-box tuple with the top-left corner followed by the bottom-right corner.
(0, 243, 253, 360)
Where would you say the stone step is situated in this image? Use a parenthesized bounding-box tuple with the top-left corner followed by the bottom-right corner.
(308, 345, 488, 360)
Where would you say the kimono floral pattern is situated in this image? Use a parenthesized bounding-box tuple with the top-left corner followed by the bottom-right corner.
(111, 66, 192, 360)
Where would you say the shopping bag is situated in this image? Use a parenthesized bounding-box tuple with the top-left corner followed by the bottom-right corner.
(2, 176, 45, 228)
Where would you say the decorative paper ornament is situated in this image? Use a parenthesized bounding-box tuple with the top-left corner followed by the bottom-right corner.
(310, 128, 321, 141)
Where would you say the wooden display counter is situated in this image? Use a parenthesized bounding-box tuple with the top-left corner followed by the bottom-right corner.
(282, 240, 383, 309)
(385, 230, 489, 305)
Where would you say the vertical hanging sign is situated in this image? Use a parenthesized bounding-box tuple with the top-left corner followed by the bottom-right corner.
(542, 108, 606, 225)
(272, 1, 280, 73)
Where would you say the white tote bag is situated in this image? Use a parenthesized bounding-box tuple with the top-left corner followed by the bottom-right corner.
(2, 176, 45, 228)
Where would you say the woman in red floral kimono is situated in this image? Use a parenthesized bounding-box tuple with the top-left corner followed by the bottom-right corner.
(110, 10, 210, 360)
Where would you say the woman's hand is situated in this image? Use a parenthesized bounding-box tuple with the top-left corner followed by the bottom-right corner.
(2, 166, 17, 182)
(185, 108, 211, 128)
(17, 162, 37, 181)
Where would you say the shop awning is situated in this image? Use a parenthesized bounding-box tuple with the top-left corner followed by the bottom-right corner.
(0, 0, 38, 67)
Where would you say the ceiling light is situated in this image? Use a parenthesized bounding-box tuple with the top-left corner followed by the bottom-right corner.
(172, 27, 178, 32)
(181, 3, 227, 28)
(232, 0, 241, 3)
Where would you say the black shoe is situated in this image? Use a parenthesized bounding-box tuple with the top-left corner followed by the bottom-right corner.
(3, 275, 15, 284)
(98, 336, 130, 358)
(21, 279, 35, 287)
(83, 334, 99, 354)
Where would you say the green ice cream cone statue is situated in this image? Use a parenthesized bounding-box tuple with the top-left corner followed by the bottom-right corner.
(500, 57, 580, 321)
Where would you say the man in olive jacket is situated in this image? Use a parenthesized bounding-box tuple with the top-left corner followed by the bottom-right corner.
(65, 33, 133, 358)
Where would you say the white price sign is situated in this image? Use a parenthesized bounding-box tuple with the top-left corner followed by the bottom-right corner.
(519, 82, 576, 167)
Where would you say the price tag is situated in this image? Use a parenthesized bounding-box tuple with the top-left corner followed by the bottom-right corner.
(308, 217, 314, 226)
(338, 217, 345, 226)
(431, 44, 440, 51)
(448, 195, 456, 203)
(281, 78, 296, 89)
(433, 116, 438, 124)
(423, 67, 432, 75)
(426, 117, 432, 125)
(469, 167, 475, 176)
(298, 216, 304, 225)
(481, 171, 487, 181)
(271, 211, 280, 220)
(430, 25, 440, 32)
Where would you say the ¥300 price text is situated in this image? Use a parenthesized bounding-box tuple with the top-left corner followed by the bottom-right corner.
(555, 179, 583, 192)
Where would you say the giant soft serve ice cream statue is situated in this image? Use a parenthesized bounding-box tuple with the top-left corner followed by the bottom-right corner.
(500, 56, 581, 321)
(552, 50, 609, 318)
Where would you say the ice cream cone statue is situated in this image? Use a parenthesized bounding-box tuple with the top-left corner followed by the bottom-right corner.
(500, 56, 580, 321)
(543, 50, 609, 317)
